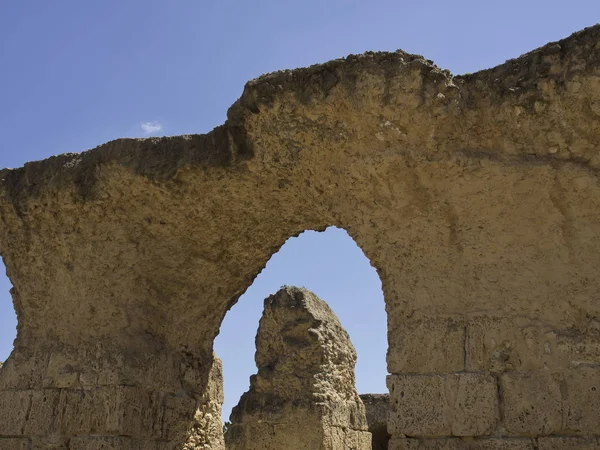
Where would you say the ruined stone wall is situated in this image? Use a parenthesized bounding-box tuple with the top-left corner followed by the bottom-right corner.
(1, 25, 600, 449)
(184, 354, 225, 450)
(225, 287, 371, 450)
(0, 353, 225, 449)
(360, 394, 390, 450)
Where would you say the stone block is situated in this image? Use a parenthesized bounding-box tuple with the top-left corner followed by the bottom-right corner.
(467, 318, 600, 372)
(388, 316, 465, 373)
(53, 386, 165, 438)
(69, 436, 140, 450)
(0, 390, 30, 435)
(467, 318, 544, 372)
(318, 400, 368, 429)
(161, 394, 197, 441)
(0, 438, 30, 450)
(502, 368, 600, 436)
(226, 415, 324, 450)
(537, 437, 600, 450)
(500, 370, 562, 435)
(561, 367, 600, 433)
(388, 374, 451, 436)
(45, 352, 81, 388)
(390, 438, 536, 450)
(327, 426, 373, 450)
(24, 389, 61, 435)
(469, 440, 536, 450)
(151, 441, 181, 450)
(31, 436, 69, 449)
(0, 349, 50, 390)
(389, 438, 461, 450)
(55, 387, 120, 435)
(387, 373, 498, 437)
(116, 386, 163, 438)
(451, 373, 499, 436)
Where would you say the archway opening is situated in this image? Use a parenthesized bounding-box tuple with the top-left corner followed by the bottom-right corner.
(0, 261, 17, 367)
(214, 226, 388, 443)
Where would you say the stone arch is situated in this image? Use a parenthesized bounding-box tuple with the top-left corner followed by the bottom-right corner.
(215, 226, 388, 424)
(0, 25, 599, 448)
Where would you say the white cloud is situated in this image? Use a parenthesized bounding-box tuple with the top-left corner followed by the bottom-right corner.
(141, 121, 162, 134)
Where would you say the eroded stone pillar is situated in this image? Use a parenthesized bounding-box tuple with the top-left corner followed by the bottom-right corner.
(225, 287, 371, 450)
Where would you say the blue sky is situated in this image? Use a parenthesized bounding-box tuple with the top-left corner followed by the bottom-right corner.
(0, 0, 598, 420)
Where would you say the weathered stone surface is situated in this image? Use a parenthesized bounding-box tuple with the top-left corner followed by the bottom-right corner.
(0, 390, 30, 435)
(501, 368, 600, 436)
(53, 386, 168, 438)
(25, 389, 61, 435)
(67, 437, 184, 450)
(390, 438, 536, 450)
(0, 24, 600, 448)
(537, 437, 600, 450)
(0, 438, 30, 450)
(388, 317, 465, 373)
(30, 436, 70, 449)
(387, 373, 498, 437)
(225, 287, 371, 449)
(184, 354, 225, 449)
(68, 437, 147, 450)
(360, 394, 390, 450)
(561, 367, 600, 433)
(501, 370, 563, 436)
(467, 317, 600, 372)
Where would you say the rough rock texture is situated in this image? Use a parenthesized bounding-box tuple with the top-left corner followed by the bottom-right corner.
(360, 394, 390, 450)
(184, 354, 225, 449)
(224, 286, 371, 450)
(388, 437, 600, 449)
(1, 24, 600, 448)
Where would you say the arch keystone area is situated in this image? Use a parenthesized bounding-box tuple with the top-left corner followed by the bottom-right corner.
(1, 25, 600, 448)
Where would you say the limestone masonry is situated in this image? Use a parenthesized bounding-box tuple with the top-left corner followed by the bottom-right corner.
(360, 394, 390, 450)
(225, 286, 371, 450)
(184, 354, 225, 450)
(1, 24, 600, 449)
